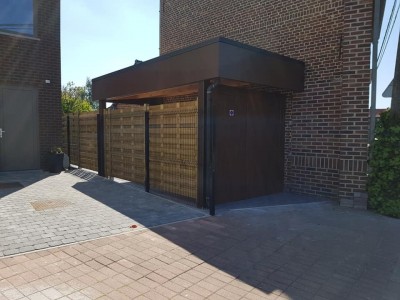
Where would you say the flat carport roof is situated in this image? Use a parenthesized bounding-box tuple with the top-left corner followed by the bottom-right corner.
(92, 37, 305, 101)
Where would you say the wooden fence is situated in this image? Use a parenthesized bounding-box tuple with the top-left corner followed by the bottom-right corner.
(149, 102, 198, 199)
(104, 106, 146, 185)
(79, 112, 98, 171)
(62, 112, 98, 171)
(63, 100, 198, 202)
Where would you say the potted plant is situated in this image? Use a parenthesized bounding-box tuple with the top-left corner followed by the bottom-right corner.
(48, 147, 68, 173)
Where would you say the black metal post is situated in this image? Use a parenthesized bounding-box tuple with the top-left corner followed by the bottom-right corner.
(144, 109, 150, 192)
(205, 81, 219, 216)
(197, 81, 209, 208)
(97, 114, 105, 177)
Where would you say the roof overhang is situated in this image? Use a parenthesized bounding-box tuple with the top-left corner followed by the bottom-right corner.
(92, 37, 305, 101)
(383, 79, 393, 98)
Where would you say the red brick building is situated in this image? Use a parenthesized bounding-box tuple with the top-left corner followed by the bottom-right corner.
(93, 0, 372, 209)
(159, 0, 373, 207)
(0, 0, 62, 171)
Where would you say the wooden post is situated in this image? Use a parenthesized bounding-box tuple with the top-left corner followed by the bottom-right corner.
(144, 105, 150, 192)
(97, 100, 106, 177)
(97, 114, 105, 176)
(66, 115, 71, 160)
(77, 113, 81, 168)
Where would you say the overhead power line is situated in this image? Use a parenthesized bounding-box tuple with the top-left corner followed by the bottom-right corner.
(378, 0, 400, 67)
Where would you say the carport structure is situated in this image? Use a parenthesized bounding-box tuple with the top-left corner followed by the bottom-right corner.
(92, 37, 304, 214)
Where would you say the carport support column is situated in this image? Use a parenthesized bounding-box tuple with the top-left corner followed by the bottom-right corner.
(197, 81, 209, 208)
(97, 100, 106, 177)
(205, 81, 219, 216)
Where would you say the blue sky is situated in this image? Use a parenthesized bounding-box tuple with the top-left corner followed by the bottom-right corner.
(61, 0, 399, 108)
(61, 0, 159, 87)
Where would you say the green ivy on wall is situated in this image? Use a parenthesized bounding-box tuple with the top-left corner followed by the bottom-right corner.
(368, 110, 400, 218)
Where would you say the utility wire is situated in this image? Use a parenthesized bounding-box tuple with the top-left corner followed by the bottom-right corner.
(378, 0, 397, 65)
(378, 0, 397, 58)
(378, 0, 400, 67)
(378, 6, 400, 67)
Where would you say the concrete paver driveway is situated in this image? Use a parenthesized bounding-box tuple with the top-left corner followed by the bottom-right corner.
(0, 170, 206, 257)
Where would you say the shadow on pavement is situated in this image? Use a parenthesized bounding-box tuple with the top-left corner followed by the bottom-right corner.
(69, 169, 206, 229)
(0, 170, 54, 198)
(150, 202, 400, 299)
(68, 169, 400, 299)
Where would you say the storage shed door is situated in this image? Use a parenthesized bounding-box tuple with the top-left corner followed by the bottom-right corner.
(0, 87, 40, 171)
(213, 87, 284, 204)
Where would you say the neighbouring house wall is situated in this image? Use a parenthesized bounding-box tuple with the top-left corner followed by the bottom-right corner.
(160, 0, 372, 206)
(0, 0, 62, 169)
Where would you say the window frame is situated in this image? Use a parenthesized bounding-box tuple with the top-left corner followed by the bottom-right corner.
(0, 0, 37, 39)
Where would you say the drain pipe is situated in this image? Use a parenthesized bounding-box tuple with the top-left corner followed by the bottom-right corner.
(205, 80, 219, 216)
(369, 0, 381, 143)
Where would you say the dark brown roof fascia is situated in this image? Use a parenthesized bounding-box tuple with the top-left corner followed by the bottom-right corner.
(92, 37, 305, 101)
(218, 41, 304, 91)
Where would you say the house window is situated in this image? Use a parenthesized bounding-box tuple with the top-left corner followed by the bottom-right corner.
(0, 0, 34, 36)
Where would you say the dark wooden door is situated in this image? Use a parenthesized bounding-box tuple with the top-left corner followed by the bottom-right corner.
(213, 88, 247, 203)
(212, 86, 285, 204)
(246, 93, 284, 198)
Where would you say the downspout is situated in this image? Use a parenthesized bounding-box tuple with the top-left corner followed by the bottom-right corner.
(369, 0, 381, 144)
(205, 81, 219, 216)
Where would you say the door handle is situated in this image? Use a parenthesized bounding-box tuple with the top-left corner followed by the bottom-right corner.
(0, 128, 5, 138)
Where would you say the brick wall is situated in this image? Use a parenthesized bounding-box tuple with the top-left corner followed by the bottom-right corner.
(0, 0, 62, 169)
(160, 0, 372, 206)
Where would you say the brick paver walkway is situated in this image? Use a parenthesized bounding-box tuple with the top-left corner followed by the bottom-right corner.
(0, 201, 399, 299)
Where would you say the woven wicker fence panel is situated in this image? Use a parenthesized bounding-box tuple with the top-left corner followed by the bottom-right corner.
(78, 112, 98, 171)
(149, 101, 198, 200)
(104, 107, 146, 184)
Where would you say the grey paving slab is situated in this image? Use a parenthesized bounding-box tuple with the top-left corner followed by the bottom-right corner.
(0, 169, 206, 257)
